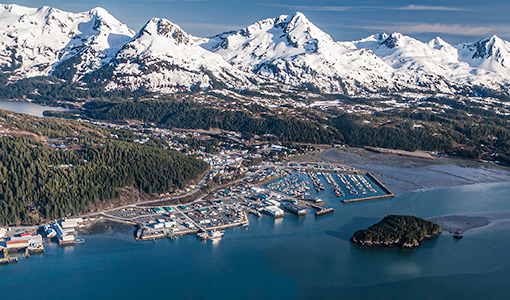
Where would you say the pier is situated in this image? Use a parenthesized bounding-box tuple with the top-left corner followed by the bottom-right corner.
(315, 207, 335, 216)
(304, 202, 335, 216)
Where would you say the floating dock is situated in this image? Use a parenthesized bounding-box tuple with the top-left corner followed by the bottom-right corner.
(315, 207, 335, 216)
(341, 173, 395, 203)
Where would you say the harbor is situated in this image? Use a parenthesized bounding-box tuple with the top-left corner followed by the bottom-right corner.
(0, 161, 394, 259)
(106, 161, 394, 242)
(3, 142, 510, 298)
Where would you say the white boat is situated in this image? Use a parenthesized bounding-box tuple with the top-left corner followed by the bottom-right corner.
(208, 231, 225, 239)
(264, 206, 284, 218)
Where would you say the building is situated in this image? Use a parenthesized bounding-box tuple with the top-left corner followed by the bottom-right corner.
(61, 218, 83, 229)
(0, 227, 7, 238)
(6, 240, 29, 249)
(152, 223, 164, 229)
(164, 220, 176, 228)
(60, 235, 75, 243)
(264, 206, 284, 218)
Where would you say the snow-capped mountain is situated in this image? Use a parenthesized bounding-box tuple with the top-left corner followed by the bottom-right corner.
(353, 32, 510, 93)
(0, 4, 510, 97)
(0, 4, 134, 80)
(200, 12, 395, 95)
(457, 35, 510, 78)
(99, 18, 256, 93)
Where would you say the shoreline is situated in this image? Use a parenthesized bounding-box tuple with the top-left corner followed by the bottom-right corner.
(318, 147, 510, 195)
(4, 146, 510, 230)
(428, 210, 510, 235)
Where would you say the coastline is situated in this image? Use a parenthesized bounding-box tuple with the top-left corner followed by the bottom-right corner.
(4, 146, 510, 231)
(318, 147, 510, 195)
(429, 210, 510, 235)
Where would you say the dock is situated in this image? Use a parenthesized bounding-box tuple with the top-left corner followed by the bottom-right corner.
(281, 201, 306, 216)
(315, 207, 335, 216)
(305, 202, 335, 216)
(0, 248, 18, 264)
(341, 173, 395, 203)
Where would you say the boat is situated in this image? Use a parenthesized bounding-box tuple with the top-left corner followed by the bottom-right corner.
(208, 230, 225, 239)
(264, 206, 284, 218)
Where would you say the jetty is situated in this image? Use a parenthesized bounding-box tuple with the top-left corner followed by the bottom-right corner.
(315, 207, 335, 216)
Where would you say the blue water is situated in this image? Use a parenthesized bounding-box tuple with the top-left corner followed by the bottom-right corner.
(2, 182, 510, 299)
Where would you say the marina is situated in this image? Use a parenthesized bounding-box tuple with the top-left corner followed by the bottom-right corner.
(0, 161, 393, 260)
(4, 181, 510, 300)
(2, 141, 510, 299)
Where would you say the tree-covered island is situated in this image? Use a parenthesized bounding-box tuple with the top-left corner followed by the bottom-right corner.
(351, 215, 442, 248)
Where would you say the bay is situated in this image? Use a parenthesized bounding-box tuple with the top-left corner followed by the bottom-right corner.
(2, 181, 510, 299)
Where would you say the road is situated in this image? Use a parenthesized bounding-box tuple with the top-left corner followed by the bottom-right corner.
(79, 170, 254, 222)
(80, 174, 209, 219)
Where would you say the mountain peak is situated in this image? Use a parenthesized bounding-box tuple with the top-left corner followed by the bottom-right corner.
(427, 36, 452, 51)
(89, 6, 109, 15)
(379, 32, 404, 49)
(470, 34, 509, 60)
(138, 18, 190, 44)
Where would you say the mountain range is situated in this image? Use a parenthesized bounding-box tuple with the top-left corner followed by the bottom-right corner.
(1, 3, 510, 97)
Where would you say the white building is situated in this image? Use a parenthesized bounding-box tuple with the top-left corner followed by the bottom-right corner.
(0, 227, 7, 239)
(61, 218, 83, 229)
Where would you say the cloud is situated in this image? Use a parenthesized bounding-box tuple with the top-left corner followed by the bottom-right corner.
(260, 3, 352, 12)
(179, 22, 242, 33)
(259, 3, 466, 12)
(358, 23, 510, 37)
(396, 5, 467, 12)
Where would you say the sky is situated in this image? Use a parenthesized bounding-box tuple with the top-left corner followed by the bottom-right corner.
(5, 0, 510, 43)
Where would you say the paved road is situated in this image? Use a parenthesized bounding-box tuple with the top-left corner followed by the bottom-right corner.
(80, 174, 209, 219)
(79, 170, 254, 221)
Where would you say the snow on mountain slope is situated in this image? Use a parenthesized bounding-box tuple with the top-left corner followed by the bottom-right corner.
(201, 12, 395, 95)
(1, 5, 509, 97)
(457, 35, 510, 78)
(354, 33, 510, 93)
(0, 4, 134, 80)
(102, 18, 255, 93)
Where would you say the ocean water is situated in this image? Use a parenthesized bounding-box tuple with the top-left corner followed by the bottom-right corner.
(2, 181, 510, 299)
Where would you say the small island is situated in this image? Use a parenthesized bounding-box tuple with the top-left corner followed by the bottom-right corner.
(351, 215, 441, 248)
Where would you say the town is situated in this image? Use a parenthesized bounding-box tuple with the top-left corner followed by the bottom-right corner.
(1, 145, 394, 264)
(0, 115, 395, 264)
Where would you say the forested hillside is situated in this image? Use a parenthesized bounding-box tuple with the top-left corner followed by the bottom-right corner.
(85, 101, 335, 144)
(0, 109, 207, 225)
(83, 99, 510, 164)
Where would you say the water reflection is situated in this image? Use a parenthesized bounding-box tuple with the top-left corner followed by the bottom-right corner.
(0, 100, 70, 117)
